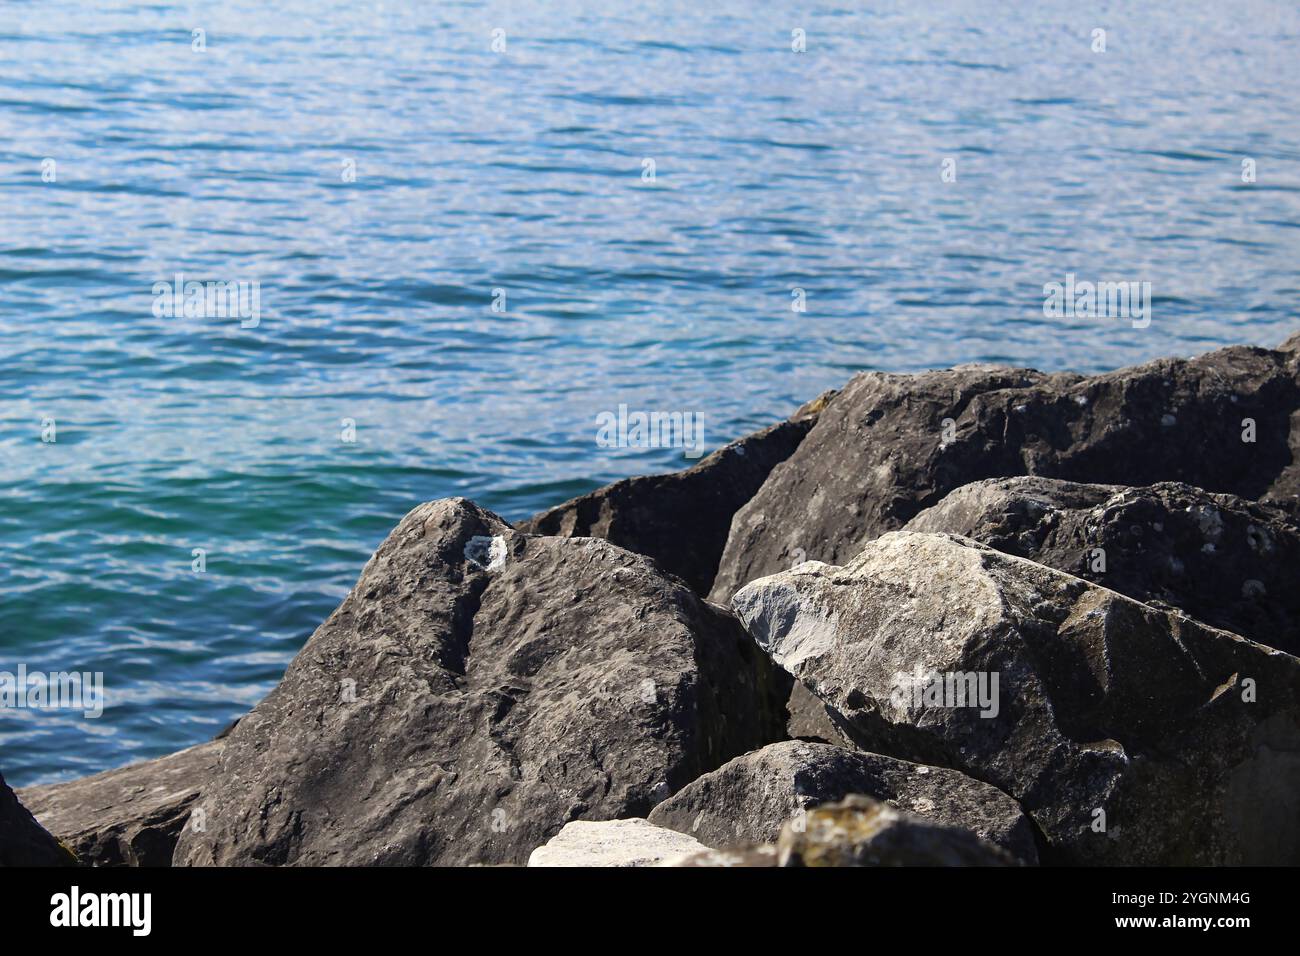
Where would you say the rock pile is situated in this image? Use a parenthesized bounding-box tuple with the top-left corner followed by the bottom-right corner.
(8, 333, 1300, 868)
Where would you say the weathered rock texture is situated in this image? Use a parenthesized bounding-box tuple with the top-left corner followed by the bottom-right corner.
(19, 741, 222, 867)
(521, 392, 833, 595)
(1, 771, 77, 866)
(712, 342, 1300, 602)
(647, 740, 1037, 862)
(665, 795, 1015, 867)
(907, 477, 1300, 655)
(173, 498, 788, 867)
(777, 795, 1016, 866)
(527, 818, 705, 867)
(733, 531, 1300, 865)
(784, 681, 855, 746)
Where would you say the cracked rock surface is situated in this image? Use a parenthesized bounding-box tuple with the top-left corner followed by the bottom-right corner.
(733, 531, 1300, 865)
(907, 477, 1300, 655)
(173, 498, 788, 866)
(712, 341, 1300, 602)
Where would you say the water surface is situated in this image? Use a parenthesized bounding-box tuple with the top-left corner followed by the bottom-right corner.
(3, 1, 1300, 785)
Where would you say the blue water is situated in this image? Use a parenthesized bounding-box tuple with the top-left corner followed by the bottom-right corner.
(3, 1, 1300, 787)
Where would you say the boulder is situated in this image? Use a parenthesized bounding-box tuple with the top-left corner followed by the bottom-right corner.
(526, 818, 705, 867)
(733, 531, 1300, 865)
(711, 342, 1300, 602)
(662, 796, 1014, 867)
(521, 392, 832, 595)
(1, 771, 77, 866)
(907, 477, 1300, 655)
(647, 740, 1037, 862)
(777, 795, 1016, 866)
(173, 498, 788, 866)
(19, 740, 222, 867)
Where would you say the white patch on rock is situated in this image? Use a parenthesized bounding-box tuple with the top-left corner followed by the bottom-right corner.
(1189, 505, 1224, 542)
(733, 565, 840, 671)
(465, 535, 507, 571)
(527, 818, 705, 867)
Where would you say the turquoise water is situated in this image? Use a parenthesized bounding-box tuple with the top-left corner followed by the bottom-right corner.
(3, 1, 1300, 786)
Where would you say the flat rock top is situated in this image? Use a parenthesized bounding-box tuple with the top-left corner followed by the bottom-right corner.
(527, 818, 705, 867)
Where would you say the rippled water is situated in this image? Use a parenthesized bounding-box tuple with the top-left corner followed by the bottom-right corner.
(3, 1, 1300, 786)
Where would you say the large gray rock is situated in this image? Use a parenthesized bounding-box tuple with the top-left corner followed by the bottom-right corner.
(647, 740, 1037, 862)
(711, 341, 1300, 602)
(173, 498, 788, 867)
(733, 531, 1300, 865)
(907, 477, 1300, 655)
(521, 393, 832, 595)
(1, 771, 77, 867)
(19, 741, 222, 867)
(526, 818, 705, 867)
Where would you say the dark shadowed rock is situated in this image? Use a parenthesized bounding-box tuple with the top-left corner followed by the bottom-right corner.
(19, 741, 222, 867)
(733, 531, 1300, 865)
(784, 681, 855, 746)
(521, 393, 833, 595)
(647, 740, 1037, 862)
(907, 477, 1300, 655)
(1, 771, 77, 867)
(173, 498, 788, 867)
(777, 795, 1016, 867)
(711, 343, 1300, 602)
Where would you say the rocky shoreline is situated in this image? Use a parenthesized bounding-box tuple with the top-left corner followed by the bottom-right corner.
(6, 331, 1300, 867)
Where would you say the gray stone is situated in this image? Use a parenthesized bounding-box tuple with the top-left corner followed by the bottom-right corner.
(173, 498, 788, 866)
(526, 818, 705, 867)
(521, 393, 832, 596)
(907, 477, 1300, 655)
(664, 795, 1015, 867)
(776, 795, 1017, 867)
(711, 342, 1300, 602)
(647, 740, 1037, 862)
(733, 531, 1300, 865)
(1, 770, 77, 867)
(19, 741, 222, 867)
(784, 680, 855, 746)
